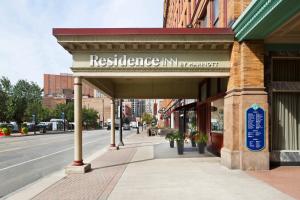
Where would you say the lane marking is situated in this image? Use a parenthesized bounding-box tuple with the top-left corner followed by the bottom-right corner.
(0, 132, 109, 153)
(0, 140, 99, 172)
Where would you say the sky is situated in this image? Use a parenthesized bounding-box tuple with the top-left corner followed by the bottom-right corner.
(0, 0, 163, 87)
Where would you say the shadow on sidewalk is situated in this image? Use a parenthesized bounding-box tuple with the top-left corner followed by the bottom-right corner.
(117, 144, 154, 150)
(91, 158, 154, 171)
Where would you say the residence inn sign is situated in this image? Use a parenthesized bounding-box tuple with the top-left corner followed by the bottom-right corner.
(85, 53, 227, 71)
(53, 28, 233, 74)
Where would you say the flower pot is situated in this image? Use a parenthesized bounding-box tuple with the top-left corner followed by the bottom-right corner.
(170, 140, 174, 148)
(176, 140, 184, 155)
(197, 142, 206, 154)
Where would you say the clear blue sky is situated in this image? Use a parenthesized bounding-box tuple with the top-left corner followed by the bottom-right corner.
(0, 0, 163, 87)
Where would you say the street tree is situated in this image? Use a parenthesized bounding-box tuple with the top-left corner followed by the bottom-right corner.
(0, 77, 12, 122)
(9, 80, 42, 124)
(82, 107, 98, 129)
(141, 112, 153, 125)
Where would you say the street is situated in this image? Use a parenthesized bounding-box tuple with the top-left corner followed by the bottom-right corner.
(0, 129, 134, 198)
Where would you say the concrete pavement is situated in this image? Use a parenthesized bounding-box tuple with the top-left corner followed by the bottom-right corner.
(28, 131, 297, 200)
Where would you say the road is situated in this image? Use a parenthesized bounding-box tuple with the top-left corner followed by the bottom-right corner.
(0, 129, 134, 198)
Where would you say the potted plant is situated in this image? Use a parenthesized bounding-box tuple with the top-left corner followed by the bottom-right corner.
(165, 133, 175, 148)
(195, 132, 208, 154)
(21, 123, 29, 134)
(173, 131, 184, 155)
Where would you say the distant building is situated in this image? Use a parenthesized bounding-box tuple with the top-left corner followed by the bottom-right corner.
(42, 73, 111, 124)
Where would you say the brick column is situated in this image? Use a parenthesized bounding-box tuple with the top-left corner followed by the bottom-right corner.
(221, 41, 269, 170)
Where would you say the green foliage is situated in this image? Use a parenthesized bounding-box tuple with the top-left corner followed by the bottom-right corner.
(82, 107, 99, 128)
(141, 112, 153, 125)
(0, 77, 12, 122)
(21, 123, 28, 128)
(2, 127, 9, 135)
(165, 133, 175, 141)
(53, 103, 74, 122)
(4, 79, 42, 123)
(21, 127, 29, 134)
(173, 131, 184, 141)
(195, 132, 208, 144)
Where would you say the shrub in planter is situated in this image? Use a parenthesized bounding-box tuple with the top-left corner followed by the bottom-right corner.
(2, 127, 10, 136)
(165, 133, 175, 148)
(21, 123, 29, 134)
(195, 132, 208, 154)
(173, 131, 184, 155)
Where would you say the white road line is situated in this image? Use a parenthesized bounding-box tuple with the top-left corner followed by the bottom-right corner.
(0, 133, 108, 153)
(0, 140, 99, 172)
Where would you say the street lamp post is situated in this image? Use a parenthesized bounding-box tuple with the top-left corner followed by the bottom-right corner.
(32, 114, 36, 134)
(119, 99, 124, 146)
(61, 112, 65, 132)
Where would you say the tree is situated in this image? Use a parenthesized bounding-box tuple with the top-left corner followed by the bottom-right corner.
(0, 77, 12, 122)
(82, 108, 99, 129)
(141, 112, 153, 125)
(53, 102, 74, 122)
(9, 80, 42, 124)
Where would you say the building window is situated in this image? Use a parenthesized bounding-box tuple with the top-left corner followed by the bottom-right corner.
(213, 0, 219, 27)
(210, 98, 224, 133)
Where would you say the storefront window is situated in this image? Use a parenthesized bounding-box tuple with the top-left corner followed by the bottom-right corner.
(211, 98, 224, 133)
(187, 110, 197, 134)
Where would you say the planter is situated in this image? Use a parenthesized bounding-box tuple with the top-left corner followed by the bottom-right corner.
(169, 140, 174, 148)
(176, 140, 184, 155)
(197, 142, 206, 154)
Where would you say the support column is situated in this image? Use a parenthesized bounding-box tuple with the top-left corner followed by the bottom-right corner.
(171, 112, 175, 129)
(65, 77, 91, 174)
(110, 98, 116, 147)
(73, 77, 83, 166)
(221, 41, 269, 170)
(119, 99, 124, 146)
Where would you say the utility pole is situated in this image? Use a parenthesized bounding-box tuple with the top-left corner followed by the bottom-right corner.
(119, 99, 124, 146)
(102, 98, 105, 129)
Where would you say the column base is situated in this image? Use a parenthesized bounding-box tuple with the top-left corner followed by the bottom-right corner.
(65, 163, 91, 174)
(73, 160, 84, 166)
(221, 148, 270, 170)
(221, 148, 240, 169)
(240, 151, 269, 170)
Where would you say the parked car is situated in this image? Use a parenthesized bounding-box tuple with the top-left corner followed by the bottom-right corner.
(36, 122, 53, 133)
(107, 119, 120, 130)
(130, 121, 138, 128)
(10, 122, 19, 133)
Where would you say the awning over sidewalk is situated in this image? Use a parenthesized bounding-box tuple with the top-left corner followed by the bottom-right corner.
(53, 28, 234, 99)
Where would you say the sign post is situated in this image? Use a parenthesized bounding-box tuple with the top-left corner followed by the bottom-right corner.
(245, 104, 265, 151)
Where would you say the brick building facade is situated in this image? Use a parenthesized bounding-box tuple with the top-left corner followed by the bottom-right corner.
(162, 0, 300, 169)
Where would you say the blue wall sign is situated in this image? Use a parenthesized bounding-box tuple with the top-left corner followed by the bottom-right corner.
(246, 104, 265, 151)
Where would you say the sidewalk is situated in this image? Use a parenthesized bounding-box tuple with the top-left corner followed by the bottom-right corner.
(30, 131, 297, 200)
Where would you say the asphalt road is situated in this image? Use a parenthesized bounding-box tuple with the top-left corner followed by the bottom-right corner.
(0, 129, 134, 198)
